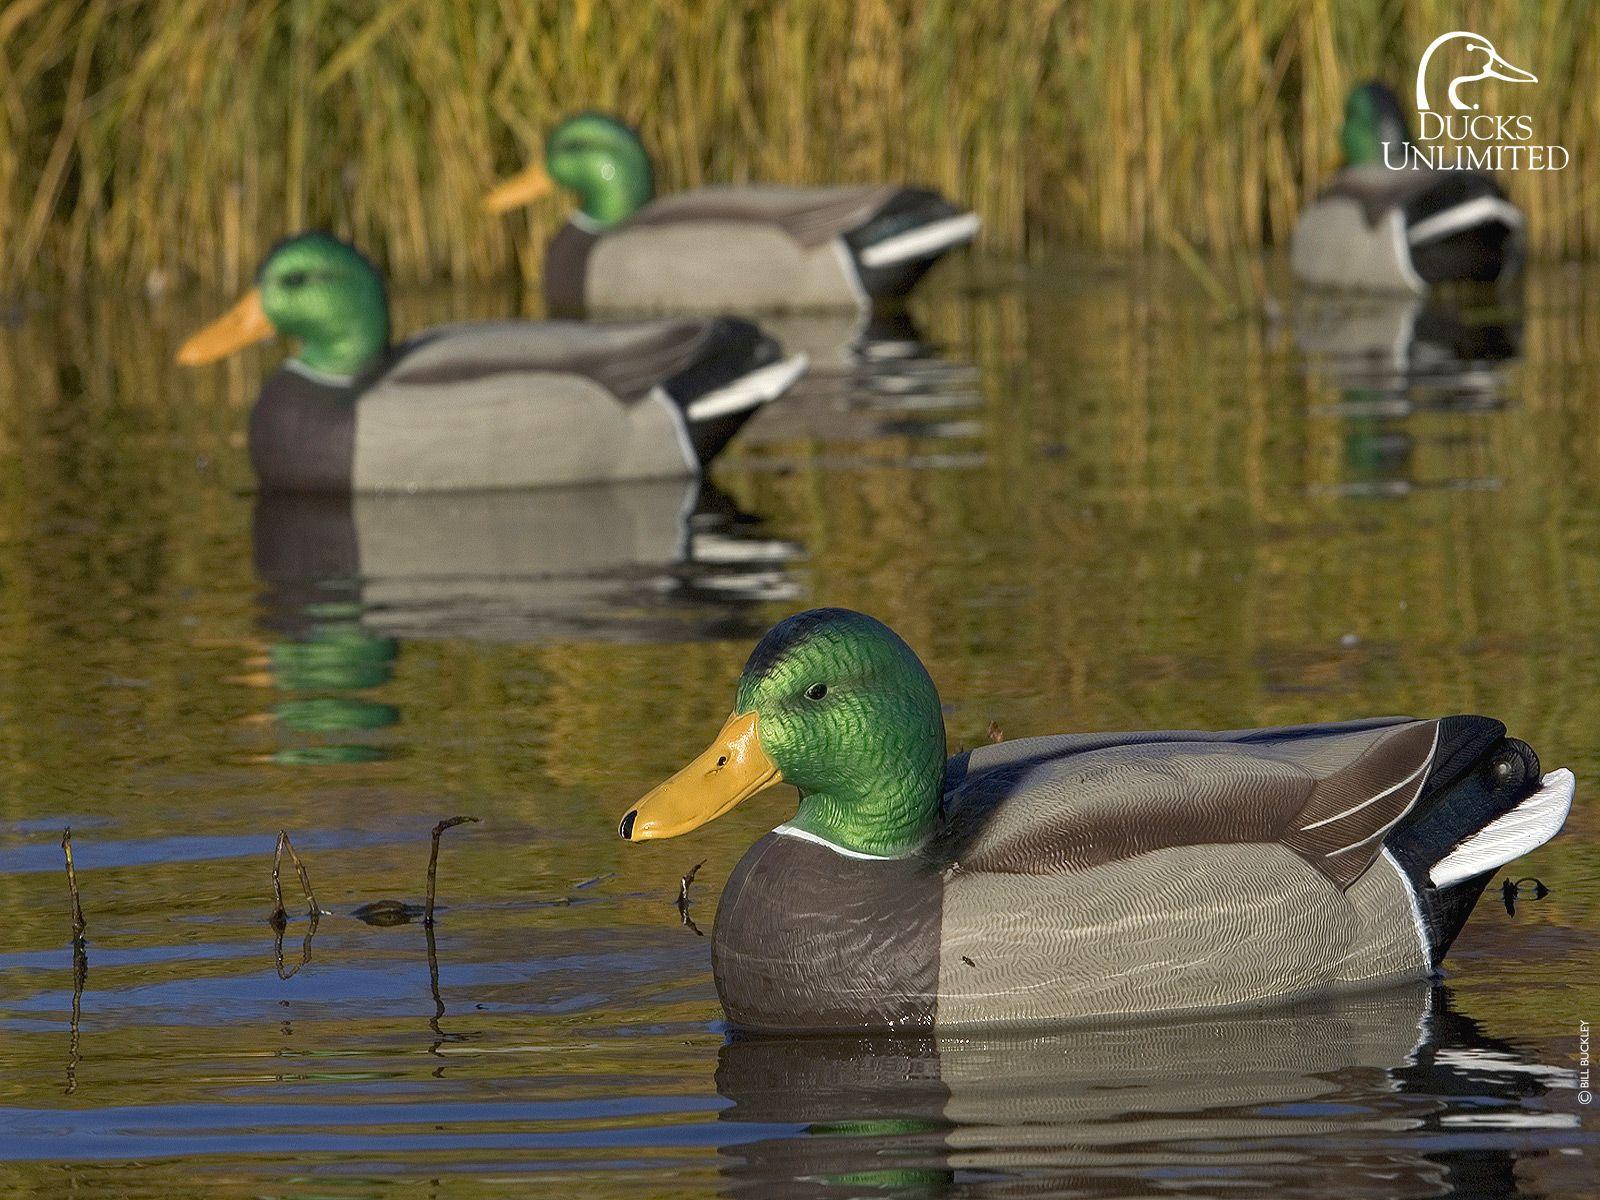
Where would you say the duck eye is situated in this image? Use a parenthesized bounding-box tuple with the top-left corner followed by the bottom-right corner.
(804, 683, 828, 701)
(279, 271, 309, 288)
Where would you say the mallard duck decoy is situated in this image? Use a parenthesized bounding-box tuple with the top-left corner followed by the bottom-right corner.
(484, 113, 980, 315)
(177, 232, 806, 492)
(619, 608, 1573, 1031)
(1291, 83, 1525, 292)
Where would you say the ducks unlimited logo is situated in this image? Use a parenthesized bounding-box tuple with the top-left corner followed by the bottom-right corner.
(1389, 31, 1569, 171)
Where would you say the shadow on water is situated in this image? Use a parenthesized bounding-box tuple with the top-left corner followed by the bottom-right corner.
(716, 984, 1582, 1199)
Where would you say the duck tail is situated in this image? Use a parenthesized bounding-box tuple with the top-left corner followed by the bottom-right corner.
(1406, 173, 1525, 286)
(845, 189, 980, 304)
(1385, 716, 1573, 965)
(662, 318, 807, 467)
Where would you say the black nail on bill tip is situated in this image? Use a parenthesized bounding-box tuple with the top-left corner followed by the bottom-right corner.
(619, 810, 637, 840)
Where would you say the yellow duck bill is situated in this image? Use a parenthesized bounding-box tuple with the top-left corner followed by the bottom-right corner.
(483, 161, 554, 214)
(619, 711, 781, 840)
(176, 288, 274, 365)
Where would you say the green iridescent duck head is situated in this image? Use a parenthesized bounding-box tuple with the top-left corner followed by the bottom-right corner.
(176, 232, 390, 379)
(1341, 82, 1412, 167)
(620, 609, 948, 858)
(484, 112, 654, 228)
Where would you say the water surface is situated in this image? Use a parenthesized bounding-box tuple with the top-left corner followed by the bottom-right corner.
(0, 259, 1595, 1196)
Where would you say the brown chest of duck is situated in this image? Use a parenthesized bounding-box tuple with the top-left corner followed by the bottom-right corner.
(485, 114, 980, 316)
(619, 608, 1573, 1032)
(176, 233, 806, 493)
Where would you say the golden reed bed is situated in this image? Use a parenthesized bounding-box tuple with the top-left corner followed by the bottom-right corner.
(1, 0, 1596, 289)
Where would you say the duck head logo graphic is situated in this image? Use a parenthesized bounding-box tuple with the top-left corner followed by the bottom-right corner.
(1391, 31, 1566, 171)
(1416, 31, 1537, 112)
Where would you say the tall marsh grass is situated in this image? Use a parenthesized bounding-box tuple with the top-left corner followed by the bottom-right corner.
(2, 0, 1597, 289)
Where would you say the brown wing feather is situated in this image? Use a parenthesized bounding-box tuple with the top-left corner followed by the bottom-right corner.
(946, 745, 1314, 875)
(1281, 720, 1440, 887)
(942, 720, 1441, 889)
(383, 319, 712, 404)
(630, 185, 897, 247)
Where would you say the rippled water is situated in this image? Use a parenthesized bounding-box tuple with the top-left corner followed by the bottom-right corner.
(0, 258, 1596, 1196)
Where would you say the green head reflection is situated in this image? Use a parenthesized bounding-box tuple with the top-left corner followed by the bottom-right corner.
(263, 602, 399, 764)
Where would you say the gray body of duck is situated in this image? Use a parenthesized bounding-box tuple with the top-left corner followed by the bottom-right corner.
(544, 185, 979, 315)
(250, 317, 805, 492)
(1291, 83, 1524, 293)
(714, 718, 1571, 1030)
(1292, 165, 1524, 293)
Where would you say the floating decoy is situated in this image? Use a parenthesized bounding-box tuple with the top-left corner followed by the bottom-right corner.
(484, 113, 979, 315)
(620, 607, 1572, 1031)
(1291, 83, 1525, 292)
(177, 232, 806, 492)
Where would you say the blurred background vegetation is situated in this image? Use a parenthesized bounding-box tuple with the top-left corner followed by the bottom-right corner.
(2, 0, 1597, 291)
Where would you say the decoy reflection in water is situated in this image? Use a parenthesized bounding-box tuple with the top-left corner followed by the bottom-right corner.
(1292, 82, 1525, 292)
(176, 233, 806, 493)
(485, 113, 979, 315)
(249, 598, 398, 766)
(247, 481, 799, 764)
(714, 984, 1579, 1199)
(734, 310, 986, 465)
(1295, 292, 1523, 499)
(252, 477, 802, 648)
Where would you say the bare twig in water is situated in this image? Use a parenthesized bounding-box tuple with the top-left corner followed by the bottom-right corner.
(424, 816, 479, 927)
(424, 919, 474, 1066)
(65, 938, 86, 1095)
(269, 830, 320, 926)
(677, 860, 706, 936)
(60, 830, 90, 1090)
(349, 817, 477, 925)
(264, 832, 321, 975)
(272, 910, 318, 980)
(282, 834, 319, 917)
(61, 828, 86, 945)
(269, 836, 287, 929)
(427, 920, 444, 1041)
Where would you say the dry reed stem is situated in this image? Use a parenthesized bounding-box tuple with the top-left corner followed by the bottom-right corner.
(1, 1, 1593, 290)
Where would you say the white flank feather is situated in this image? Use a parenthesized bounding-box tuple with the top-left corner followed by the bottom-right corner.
(685, 354, 808, 422)
(858, 213, 981, 268)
